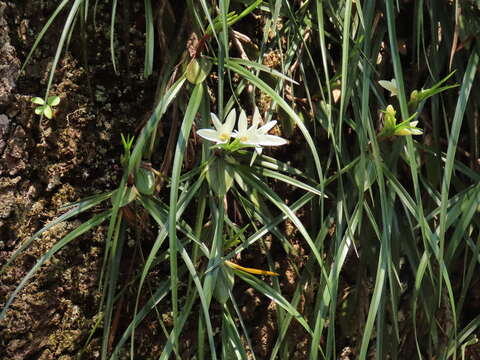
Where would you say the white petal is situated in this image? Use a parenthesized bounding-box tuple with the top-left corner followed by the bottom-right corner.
(379, 79, 398, 96)
(252, 107, 261, 129)
(258, 120, 277, 134)
(197, 129, 224, 143)
(224, 108, 237, 133)
(211, 113, 223, 130)
(239, 134, 258, 145)
(409, 128, 423, 135)
(410, 120, 418, 127)
(255, 134, 287, 146)
(233, 129, 254, 145)
(238, 110, 248, 133)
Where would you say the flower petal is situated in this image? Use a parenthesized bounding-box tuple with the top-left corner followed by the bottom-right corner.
(395, 127, 423, 136)
(236, 131, 258, 145)
(408, 128, 423, 135)
(251, 107, 261, 129)
(379, 79, 398, 97)
(197, 128, 224, 143)
(255, 134, 287, 146)
(224, 108, 237, 133)
(211, 113, 223, 130)
(258, 120, 277, 134)
(238, 110, 248, 133)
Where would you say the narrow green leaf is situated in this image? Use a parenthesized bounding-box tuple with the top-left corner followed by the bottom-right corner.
(20, 0, 70, 72)
(44, 0, 84, 103)
(1, 192, 113, 275)
(110, 0, 119, 74)
(143, 0, 154, 77)
(207, 156, 235, 198)
(168, 83, 204, 352)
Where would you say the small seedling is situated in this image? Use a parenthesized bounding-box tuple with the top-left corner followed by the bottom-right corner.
(31, 95, 61, 119)
(120, 133, 135, 167)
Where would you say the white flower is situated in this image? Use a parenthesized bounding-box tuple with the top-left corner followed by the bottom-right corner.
(378, 79, 398, 97)
(233, 109, 256, 145)
(197, 109, 236, 144)
(233, 108, 287, 153)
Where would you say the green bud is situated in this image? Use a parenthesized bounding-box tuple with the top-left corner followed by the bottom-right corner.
(378, 105, 398, 138)
(135, 167, 156, 196)
(409, 90, 419, 104)
(384, 105, 397, 130)
(185, 58, 212, 84)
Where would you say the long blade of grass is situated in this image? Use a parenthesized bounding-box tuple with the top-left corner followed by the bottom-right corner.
(43, 0, 84, 100)
(235, 167, 324, 269)
(250, 165, 326, 197)
(109, 268, 182, 358)
(168, 83, 204, 353)
(110, 0, 119, 74)
(438, 49, 479, 292)
(157, 239, 218, 360)
(128, 77, 186, 174)
(222, 304, 249, 359)
(20, 0, 70, 72)
(101, 216, 125, 359)
(143, 0, 154, 77)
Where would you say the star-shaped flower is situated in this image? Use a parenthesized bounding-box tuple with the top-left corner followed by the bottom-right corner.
(197, 109, 236, 144)
(233, 108, 287, 153)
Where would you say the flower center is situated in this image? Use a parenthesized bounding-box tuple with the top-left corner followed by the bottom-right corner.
(240, 136, 248, 142)
(219, 133, 229, 141)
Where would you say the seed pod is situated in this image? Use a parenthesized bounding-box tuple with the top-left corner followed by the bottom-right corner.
(185, 57, 212, 84)
(135, 167, 156, 196)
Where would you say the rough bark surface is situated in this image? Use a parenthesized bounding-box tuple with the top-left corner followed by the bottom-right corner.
(0, 2, 146, 358)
